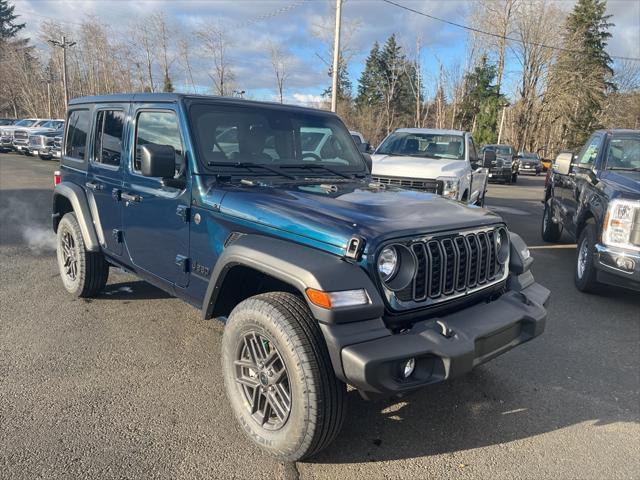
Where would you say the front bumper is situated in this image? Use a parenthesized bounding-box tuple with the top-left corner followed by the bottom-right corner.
(338, 280, 549, 396)
(594, 243, 640, 291)
(488, 168, 511, 180)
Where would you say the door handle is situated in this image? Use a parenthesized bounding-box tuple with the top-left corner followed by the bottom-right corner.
(121, 192, 141, 203)
(85, 181, 103, 191)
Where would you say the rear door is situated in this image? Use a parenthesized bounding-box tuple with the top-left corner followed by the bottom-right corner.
(122, 105, 190, 287)
(86, 107, 127, 256)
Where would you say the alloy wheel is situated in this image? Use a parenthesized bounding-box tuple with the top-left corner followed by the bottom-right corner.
(61, 230, 78, 281)
(577, 237, 588, 279)
(234, 331, 291, 430)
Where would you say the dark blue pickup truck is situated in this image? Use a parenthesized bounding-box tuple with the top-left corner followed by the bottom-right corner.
(542, 129, 640, 292)
(52, 93, 549, 461)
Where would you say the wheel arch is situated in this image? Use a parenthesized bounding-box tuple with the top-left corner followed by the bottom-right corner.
(202, 234, 385, 324)
(52, 182, 100, 251)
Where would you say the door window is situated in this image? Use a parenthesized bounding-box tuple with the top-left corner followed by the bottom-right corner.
(468, 137, 478, 162)
(577, 135, 601, 166)
(133, 111, 184, 177)
(65, 109, 91, 160)
(93, 110, 125, 167)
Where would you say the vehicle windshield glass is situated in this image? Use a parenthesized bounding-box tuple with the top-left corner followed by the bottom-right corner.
(484, 145, 513, 155)
(606, 134, 640, 170)
(376, 132, 465, 160)
(190, 103, 366, 174)
(15, 119, 36, 127)
(40, 120, 59, 129)
(521, 153, 538, 160)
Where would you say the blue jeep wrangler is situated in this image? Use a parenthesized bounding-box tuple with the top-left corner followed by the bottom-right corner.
(52, 93, 549, 461)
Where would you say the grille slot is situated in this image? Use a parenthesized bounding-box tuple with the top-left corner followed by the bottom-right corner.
(399, 228, 505, 305)
(372, 175, 440, 193)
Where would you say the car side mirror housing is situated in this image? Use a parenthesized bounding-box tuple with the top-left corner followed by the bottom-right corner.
(553, 152, 573, 175)
(140, 144, 176, 178)
(482, 150, 496, 167)
(357, 142, 369, 153)
(361, 152, 372, 173)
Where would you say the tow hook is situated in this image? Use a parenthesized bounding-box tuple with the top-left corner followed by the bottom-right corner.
(436, 320, 455, 338)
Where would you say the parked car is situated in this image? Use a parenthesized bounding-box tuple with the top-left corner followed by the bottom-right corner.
(371, 128, 489, 206)
(349, 130, 373, 153)
(542, 129, 639, 292)
(481, 144, 519, 184)
(0, 118, 17, 126)
(13, 119, 64, 154)
(519, 152, 542, 175)
(0, 118, 41, 152)
(53, 93, 548, 461)
(29, 127, 65, 159)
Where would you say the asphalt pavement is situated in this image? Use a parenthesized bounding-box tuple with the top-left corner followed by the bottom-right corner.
(1, 153, 638, 479)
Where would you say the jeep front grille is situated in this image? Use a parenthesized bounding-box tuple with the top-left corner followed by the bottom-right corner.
(371, 175, 441, 194)
(392, 227, 508, 306)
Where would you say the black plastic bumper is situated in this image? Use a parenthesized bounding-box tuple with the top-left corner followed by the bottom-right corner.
(337, 281, 549, 397)
(594, 243, 640, 291)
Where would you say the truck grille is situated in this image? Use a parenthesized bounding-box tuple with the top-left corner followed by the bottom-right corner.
(29, 135, 44, 147)
(372, 175, 441, 193)
(393, 227, 507, 305)
(14, 130, 28, 140)
(54, 136, 62, 148)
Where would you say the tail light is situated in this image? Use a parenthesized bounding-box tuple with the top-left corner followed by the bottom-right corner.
(54, 170, 61, 186)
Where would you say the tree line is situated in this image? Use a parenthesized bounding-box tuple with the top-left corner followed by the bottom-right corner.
(1, 0, 638, 154)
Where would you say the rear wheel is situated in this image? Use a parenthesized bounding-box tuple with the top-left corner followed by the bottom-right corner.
(575, 223, 599, 293)
(222, 292, 347, 461)
(56, 212, 109, 297)
(541, 199, 561, 242)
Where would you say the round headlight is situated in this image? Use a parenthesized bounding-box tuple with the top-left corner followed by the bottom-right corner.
(496, 227, 510, 264)
(377, 246, 398, 281)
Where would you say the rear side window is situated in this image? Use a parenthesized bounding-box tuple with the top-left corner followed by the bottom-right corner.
(94, 110, 125, 167)
(65, 110, 91, 159)
(134, 111, 184, 176)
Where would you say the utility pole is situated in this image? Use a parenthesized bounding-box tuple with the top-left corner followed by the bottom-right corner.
(330, 0, 342, 113)
(497, 104, 507, 144)
(48, 36, 76, 112)
(46, 80, 52, 118)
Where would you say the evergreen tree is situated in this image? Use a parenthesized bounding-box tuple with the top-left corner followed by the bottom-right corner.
(355, 42, 384, 109)
(458, 56, 505, 144)
(163, 72, 174, 93)
(0, 0, 24, 41)
(547, 0, 614, 147)
(323, 55, 352, 102)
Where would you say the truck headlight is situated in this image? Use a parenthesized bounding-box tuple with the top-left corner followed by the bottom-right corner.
(437, 176, 460, 199)
(377, 244, 416, 291)
(603, 199, 640, 251)
(377, 246, 398, 281)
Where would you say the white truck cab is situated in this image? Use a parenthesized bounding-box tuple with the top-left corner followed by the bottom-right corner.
(371, 128, 488, 206)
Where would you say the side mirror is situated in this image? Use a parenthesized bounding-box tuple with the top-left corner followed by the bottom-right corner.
(140, 144, 176, 178)
(361, 152, 372, 173)
(553, 152, 573, 175)
(482, 150, 496, 167)
(357, 142, 369, 153)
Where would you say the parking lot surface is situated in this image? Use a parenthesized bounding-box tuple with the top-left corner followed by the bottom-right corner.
(1, 153, 638, 479)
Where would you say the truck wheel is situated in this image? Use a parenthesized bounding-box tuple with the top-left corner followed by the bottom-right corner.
(56, 212, 109, 297)
(541, 199, 561, 242)
(222, 292, 347, 461)
(575, 223, 599, 293)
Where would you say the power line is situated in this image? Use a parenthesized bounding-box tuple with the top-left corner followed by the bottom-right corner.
(381, 0, 640, 62)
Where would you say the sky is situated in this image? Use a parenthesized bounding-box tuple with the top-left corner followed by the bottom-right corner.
(12, 0, 640, 105)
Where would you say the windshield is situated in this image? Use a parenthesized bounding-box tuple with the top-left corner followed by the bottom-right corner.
(40, 120, 63, 129)
(484, 145, 513, 156)
(190, 104, 366, 174)
(376, 132, 465, 160)
(606, 134, 640, 170)
(520, 153, 539, 160)
(15, 119, 37, 127)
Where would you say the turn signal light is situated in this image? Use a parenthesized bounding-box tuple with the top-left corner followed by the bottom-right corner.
(305, 288, 370, 309)
(53, 170, 61, 186)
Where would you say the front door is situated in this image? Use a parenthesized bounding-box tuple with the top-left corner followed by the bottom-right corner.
(122, 105, 190, 287)
(468, 136, 487, 205)
(87, 107, 126, 256)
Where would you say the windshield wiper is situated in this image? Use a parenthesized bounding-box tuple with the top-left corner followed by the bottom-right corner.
(280, 163, 354, 179)
(608, 166, 640, 171)
(207, 161, 297, 180)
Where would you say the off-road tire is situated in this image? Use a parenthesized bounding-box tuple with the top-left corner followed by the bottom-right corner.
(575, 222, 599, 293)
(541, 199, 561, 242)
(56, 212, 109, 297)
(222, 292, 347, 461)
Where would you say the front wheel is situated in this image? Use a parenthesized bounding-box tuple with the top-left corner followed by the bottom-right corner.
(222, 292, 347, 461)
(541, 199, 561, 242)
(575, 223, 599, 293)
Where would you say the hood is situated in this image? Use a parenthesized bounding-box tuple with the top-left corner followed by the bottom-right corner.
(371, 154, 467, 179)
(207, 178, 502, 251)
(599, 170, 640, 199)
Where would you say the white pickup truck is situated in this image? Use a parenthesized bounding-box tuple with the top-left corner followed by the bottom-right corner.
(371, 128, 490, 206)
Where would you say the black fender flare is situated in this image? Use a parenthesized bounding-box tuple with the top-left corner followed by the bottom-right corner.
(201, 234, 385, 324)
(52, 182, 100, 252)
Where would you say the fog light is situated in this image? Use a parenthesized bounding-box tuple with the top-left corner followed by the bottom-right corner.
(401, 358, 416, 379)
(615, 256, 635, 271)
